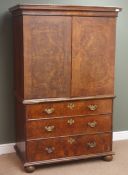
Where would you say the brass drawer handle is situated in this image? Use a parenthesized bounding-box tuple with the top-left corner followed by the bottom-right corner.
(87, 141, 96, 148)
(67, 103, 75, 110)
(45, 147, 55, 154)
(44, 108, 55, 114)
(87, 121, 97, 128)
(44, 125, 55, 132)
(68, 138, 76, 144)
(67, 118, 75, 125)
(88, 105, 97, 111)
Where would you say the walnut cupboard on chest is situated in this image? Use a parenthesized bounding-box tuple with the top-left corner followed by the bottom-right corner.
(9, 4, 121, 173)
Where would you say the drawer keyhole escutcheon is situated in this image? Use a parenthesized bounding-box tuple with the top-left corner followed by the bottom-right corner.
(88, 105, 97, 111)
(68, 138, 76, 144)
(67, 118, 75, 125)
(87, 142, 96, 148)
(44, 108, 55, 114)
(45, 147, 55, 154)
(87, 121, 97, 128)
(67, 103, 75, 110)
(44, 125, 55, 132)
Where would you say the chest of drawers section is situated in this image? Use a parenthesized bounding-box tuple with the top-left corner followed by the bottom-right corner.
(25, 98, 113, 163)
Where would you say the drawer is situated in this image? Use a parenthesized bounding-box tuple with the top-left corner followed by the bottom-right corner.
(26, 99, 112, 119)
(27, 115, 112, 139)
(27, 133, 112, 162)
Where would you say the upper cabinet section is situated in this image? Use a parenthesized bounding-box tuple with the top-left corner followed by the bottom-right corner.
(10, 5, 121, 101)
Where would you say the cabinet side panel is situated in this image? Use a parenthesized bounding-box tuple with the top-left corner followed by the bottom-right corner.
(23, 16, 71, 99)
(15, 100, 26, 161)
(13, 16, 24, 98)
(71, 17, 116, 97)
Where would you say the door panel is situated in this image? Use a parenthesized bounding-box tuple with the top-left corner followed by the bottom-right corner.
(24, 16, 71, 99)
(71, 17, 116, 97)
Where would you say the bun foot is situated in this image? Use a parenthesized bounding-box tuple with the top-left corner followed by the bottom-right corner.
(24, 166, 35, 173)
(103, 155, 113, 161)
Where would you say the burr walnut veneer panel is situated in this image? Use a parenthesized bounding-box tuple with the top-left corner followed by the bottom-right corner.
(23, 16, 71, 99)
(26, 99, 112, 119)
(72, 17, 115, 97)
(27, 133, 112, 162)
(27, 115, 112, 139)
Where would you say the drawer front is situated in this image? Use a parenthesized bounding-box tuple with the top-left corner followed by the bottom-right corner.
(27, 133, 112, 162)
(26, 99, 112, 119)
(27, 115, 112, 139)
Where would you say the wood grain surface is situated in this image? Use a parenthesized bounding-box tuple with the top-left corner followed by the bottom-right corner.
(27, 115, 112, 139)
(23, 16, 71, 99)
(26, 99, 112, 119)
(71, 17, 116, 97)
(27, 133, 112, 162)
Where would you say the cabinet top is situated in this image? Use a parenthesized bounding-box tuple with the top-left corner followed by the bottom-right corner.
(9, 4, 121, 12)
(9, 4, 121, 17)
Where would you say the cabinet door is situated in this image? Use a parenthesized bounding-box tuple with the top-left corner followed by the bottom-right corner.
(24, 16, 71, 99)
(71, 17, 116, 97)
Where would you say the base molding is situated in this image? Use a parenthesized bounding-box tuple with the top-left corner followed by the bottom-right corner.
(0, 131, 128, 155)
(24, 152, 114, 167)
